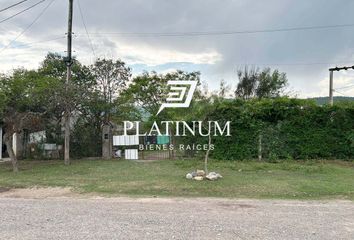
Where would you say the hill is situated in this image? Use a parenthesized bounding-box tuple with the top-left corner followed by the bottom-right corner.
(308, 96, 354, 105)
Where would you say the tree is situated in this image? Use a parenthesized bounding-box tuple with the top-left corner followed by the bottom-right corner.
(218, 79, 231, 98)
(89, 58, 131, 159)
(0, 69, 58, 172)
(123, 70, 200, 117)
(235, 67, 288, 99)
(39, 53, 95, 164)
(235, 66, 259, 99)
(90, 58, 131, 123)
(256, 68, 288, 98)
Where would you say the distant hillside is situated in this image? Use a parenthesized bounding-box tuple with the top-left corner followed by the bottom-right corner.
(308, 96, 354, 105)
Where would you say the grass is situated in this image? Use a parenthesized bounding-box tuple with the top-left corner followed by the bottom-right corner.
(0, 159, 354, 200)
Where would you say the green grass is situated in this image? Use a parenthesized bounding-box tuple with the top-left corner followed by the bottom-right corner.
(0, 159, 354, 200)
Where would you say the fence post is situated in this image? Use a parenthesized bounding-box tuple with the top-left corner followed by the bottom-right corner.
(258, 133, 262, 161)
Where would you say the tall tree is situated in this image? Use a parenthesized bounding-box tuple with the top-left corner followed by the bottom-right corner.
(39, 53, 95, 163)
(90, 58, 131, 123)
(256, 68, 288, 98)
(235, 66, 259, 100)
(235, 67, 288, 99)
(89, 58, 131, 159)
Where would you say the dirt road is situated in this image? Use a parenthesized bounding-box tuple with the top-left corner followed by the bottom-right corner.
(0, 190, 353, 239)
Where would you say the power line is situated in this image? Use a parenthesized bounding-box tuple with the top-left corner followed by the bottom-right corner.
(334, 89, 350, 96)
(12, 35, 65, 48)
(0, 0, 30, 13)
(80, 23, 354, 37)
(0, 0, 46, 24)
(0, 0, 56, 54)
(76, 0, 95, 58)
(7, 33, 352, 68)
(336, 84, 354, 90)
(236, 61, 354, 67)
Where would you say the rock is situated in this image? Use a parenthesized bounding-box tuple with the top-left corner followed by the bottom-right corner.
(196, 170, 205, 176)
(205, 172, 223, 181)
(193, 176, 204, 181)
(191, 171, 197, 177)
(186, 173, 193, 180)
(206, 173, 217, 181)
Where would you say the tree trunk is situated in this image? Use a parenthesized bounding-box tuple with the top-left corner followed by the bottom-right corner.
(204, 134, 211, 174)
(4, 133, 18, 173)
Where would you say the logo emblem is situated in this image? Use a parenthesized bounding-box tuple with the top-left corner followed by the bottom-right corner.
(157, 80, 198, 115)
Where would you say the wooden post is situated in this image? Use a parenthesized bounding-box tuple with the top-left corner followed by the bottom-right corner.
(258, 133, 262, 161)
(329, 70, 334, 106)
(64, 0, 73, 165)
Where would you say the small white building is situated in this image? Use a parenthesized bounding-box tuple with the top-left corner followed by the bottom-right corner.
(0, 127, 47, 160)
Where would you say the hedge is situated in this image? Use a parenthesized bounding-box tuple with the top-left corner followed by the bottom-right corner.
(209, 98, 354, 160)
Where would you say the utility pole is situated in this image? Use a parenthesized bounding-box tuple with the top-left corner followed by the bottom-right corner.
(64, 0, 73, 165)
(328, 65, 354, 106)
(329, 70, 333, 106)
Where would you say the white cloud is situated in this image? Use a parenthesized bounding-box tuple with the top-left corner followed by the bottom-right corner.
(76, 38, 222, 66)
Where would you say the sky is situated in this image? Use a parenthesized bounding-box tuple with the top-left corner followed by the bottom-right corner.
(0, 0, 354, 98)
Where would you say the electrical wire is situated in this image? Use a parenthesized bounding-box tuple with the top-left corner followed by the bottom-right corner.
(0, 0, 45, 24)
(13, 35, 65, 48)
(0, 0, 55, 54)
(80, 23, 354, 37)
(235, 61, 354, 67)
(336, 84, 354, 90)
(76, 0, 95, 58)
(334, 89, 350, 96)
(0, 0, 30, 13)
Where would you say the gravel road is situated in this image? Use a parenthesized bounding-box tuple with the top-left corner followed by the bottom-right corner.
(0, 196, 353, 240)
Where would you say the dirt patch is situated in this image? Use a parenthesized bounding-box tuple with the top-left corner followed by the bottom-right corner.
(0, 187, 75, 199)
(0, 187, 10, 193)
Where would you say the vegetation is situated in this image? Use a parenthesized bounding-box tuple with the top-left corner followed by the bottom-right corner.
(235, 67, 288, 99)
(208, 98, 354, 160)
(0, 159, 354, 200)
(1, 52, 353, 174)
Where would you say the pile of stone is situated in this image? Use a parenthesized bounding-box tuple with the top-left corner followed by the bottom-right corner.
(186, 170, 222, 181)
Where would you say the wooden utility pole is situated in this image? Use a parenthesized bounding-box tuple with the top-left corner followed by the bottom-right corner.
(328, 65, 354, 106)
(329, 70, 334, 106)
(64, 0, 73, 165)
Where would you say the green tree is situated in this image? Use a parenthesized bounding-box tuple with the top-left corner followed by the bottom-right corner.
(90, 58, 131, 124)
(256, 68, 288, 98)
(235, 67, 288, 99)
(235, 66, 259, 100)
(39, 53, 95, 163)
(0, 69, 59, 172)
(123, 70, 200, 117)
